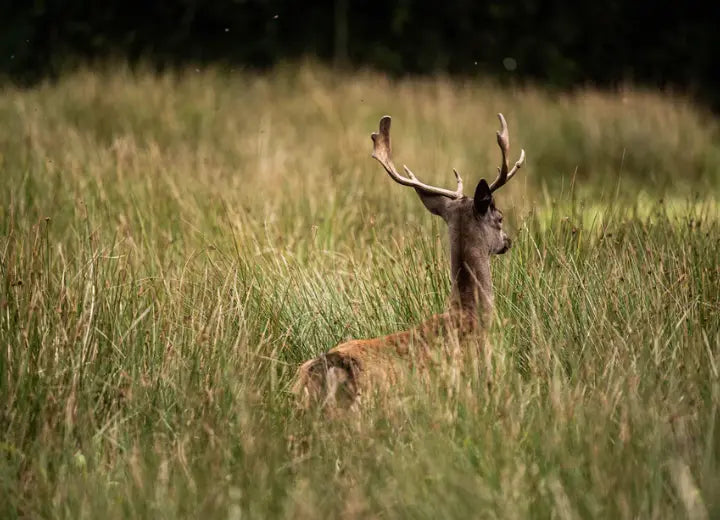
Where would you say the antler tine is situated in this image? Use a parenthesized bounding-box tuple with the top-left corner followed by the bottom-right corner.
(489, 113, 525, 193)
(371, 116, 463, 199)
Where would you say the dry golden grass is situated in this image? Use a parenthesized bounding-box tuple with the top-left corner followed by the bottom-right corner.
(1, 63, 719, 518)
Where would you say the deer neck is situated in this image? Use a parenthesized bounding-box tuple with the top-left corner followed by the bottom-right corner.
(448, 240, 493, 329)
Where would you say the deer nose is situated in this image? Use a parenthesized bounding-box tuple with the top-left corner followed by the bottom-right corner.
(497, 237, 512, 254)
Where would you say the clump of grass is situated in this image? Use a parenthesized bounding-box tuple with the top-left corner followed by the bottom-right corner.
(1, 64, 719, 518)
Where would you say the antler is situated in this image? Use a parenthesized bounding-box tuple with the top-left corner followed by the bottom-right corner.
(371, 116, 463, 199)
(489, 113, 525, 192)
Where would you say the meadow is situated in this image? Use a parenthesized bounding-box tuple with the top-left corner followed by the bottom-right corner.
(1, 63, 719, 518)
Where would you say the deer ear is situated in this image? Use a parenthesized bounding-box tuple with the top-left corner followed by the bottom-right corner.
(473, 179, 492, 214)
(415, 190, 451, 220)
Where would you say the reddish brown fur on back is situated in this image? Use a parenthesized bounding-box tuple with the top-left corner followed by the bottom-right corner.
(293, 310, 478, 407)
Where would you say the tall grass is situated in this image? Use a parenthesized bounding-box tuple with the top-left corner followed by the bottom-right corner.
(1, 64, 719, 518)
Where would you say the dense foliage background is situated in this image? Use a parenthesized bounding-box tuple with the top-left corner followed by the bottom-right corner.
(2, 1, 719, 106)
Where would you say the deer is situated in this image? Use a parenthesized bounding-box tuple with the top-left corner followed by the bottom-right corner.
(293, 113, 525, 408)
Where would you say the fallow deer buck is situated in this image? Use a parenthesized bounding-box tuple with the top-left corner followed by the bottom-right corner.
(293, 113, 525, 407)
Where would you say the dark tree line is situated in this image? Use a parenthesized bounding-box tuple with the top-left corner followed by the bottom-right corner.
(2, 0, 718, 106)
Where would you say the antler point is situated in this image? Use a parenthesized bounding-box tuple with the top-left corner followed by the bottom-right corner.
(518, 149, 526, 164)
(402, 165, 417, 180)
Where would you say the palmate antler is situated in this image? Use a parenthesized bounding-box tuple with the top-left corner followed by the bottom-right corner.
(489, 113, 525, 193)
(371, 116, 464, 199)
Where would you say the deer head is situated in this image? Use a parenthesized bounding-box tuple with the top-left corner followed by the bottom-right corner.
(371, 113, 525, 322)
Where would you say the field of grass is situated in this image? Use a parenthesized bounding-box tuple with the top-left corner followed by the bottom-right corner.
(1, 63, 719, 518)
